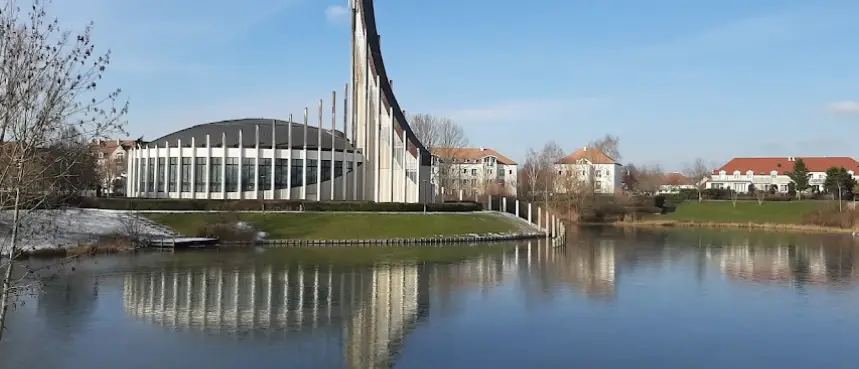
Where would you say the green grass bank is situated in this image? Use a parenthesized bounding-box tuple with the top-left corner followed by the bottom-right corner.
(145, 212, 532, 240)
(660, 200, 824, 224)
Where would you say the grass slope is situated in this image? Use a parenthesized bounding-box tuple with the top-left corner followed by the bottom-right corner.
(660, 200, 825, 224)
(145, 212, 529, 240)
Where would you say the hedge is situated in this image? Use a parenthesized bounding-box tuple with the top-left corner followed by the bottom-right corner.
(74, 197, 484, 212)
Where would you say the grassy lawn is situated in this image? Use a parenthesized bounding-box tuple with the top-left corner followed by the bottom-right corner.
(145, 212, 528, 240)
(660, 200, 827, 224)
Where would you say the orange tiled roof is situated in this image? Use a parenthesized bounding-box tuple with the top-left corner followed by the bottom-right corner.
(90, 139, 135, 154)
(556, 147, 617, 165)
(715, 157, 859, 175)
(432, 147, 517, 165)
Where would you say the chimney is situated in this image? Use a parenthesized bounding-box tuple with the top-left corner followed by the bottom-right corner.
(116, 139, 120, 145)
(480, 147, 485, 151)
(583, 146, 587, 151)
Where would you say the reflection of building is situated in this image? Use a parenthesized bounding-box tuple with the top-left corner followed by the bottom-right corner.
(716, 241, 859, 286)
(556, 240, 617, 299)
(122, 263, 429, 368)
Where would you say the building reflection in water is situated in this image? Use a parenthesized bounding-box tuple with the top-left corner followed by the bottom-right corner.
(712, 235, 859, 287)
(122, 263, 429, 368)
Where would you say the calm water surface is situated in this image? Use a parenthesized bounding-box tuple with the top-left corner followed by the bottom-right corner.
(4, 228, 859, 368)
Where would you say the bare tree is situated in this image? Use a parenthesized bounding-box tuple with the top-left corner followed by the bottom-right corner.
(521, 148, 541, 201)
(755, 189, 766, 205)
(0, 0, 127, 340)
(632, 165, 664, 195)
(588, 134, 621, 163)
(539, 141, 564, 207)
(683, 158, 712, 203)
(729, 189, 739, 207)
(554, 167, 592, 222)
(410, 113, 468, 199)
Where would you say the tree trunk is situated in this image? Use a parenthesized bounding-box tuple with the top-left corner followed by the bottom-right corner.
(0, 188, 22, 341)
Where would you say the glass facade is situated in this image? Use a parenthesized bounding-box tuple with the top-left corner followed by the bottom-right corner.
(131, 151, 362, 194)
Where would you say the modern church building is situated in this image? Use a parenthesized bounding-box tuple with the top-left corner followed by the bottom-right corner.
(125, 0, 432, 203)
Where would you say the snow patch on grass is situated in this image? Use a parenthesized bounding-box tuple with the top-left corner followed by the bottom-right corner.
(0, 208, 178, 252)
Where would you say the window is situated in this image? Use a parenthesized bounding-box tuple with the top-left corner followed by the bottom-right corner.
(462, 168, 467, 174)
(138, 158, 145, 191)
(322, 160, 331, 181)
(181, 157, 192, 192)
(146, 158, 154, 192)
(225, 157, 238, 192)
(509, 170, 513, 175)
(335, 160, 343, 177)
(194, 157, 206, 192)
(98, 152, 104, 159)
(210, 157, 222, 192)
(157, 158, 165, 192)
(275, 159, 289, 189)
(291, 159, 303, 186)
(306, 160, 318, 184)
(241, 158, 255, 191)
(595, 170, 602, 178)
(471, 169, 477, 176)
(169, 158, 177, 192)
(258, 158, 271, 190)
(346, 161, 353, 174)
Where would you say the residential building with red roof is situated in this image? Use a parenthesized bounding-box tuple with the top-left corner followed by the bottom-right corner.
(554, 147, 623, 194)
(90, 138, 137, 194)
(707, 156, 859, 193)
(430, 147, 518, 198)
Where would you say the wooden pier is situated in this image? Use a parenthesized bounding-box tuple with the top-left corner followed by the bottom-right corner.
(148, 237, 219, 249)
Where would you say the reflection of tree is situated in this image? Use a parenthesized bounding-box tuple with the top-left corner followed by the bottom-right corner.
(37, 274, 99, 339)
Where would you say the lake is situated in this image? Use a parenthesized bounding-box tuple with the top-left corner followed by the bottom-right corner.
(3, 227, 859, 368)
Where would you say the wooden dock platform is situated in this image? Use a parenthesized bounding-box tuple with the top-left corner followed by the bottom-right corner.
(148, 237, 219, 249)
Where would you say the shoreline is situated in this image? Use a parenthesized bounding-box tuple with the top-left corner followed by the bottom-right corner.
(606, 220, 856, 235)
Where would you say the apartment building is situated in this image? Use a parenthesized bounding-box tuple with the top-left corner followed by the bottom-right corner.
(707, 156, 859, 193)
(431, 147, 518, 198)
(91, 139, 136, 195)
(554, 147, 623, 194)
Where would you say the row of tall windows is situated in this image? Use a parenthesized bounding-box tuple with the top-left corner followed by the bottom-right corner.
(135, 157, 360, 192)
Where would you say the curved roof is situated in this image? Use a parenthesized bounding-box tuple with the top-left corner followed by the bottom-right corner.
(360, 0, 431, 166)
(147, 118, 355, 151)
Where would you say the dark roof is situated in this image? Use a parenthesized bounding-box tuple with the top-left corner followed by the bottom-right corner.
(147, 118, 356, 151)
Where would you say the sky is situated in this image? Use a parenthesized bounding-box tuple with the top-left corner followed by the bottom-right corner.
(52, 0, 859, 170)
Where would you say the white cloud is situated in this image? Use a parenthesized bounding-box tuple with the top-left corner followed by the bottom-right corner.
(445, 98, 603, 125)
(826, 100, 859, 115)
(325, 5, 350, 24)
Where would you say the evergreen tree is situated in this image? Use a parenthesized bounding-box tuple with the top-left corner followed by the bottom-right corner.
(787, 158, 811, 198)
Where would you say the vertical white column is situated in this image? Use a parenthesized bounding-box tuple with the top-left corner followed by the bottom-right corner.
(302, 108, 308, 200)
(316, 100, 323, 201)
(205, 134, 211, 199)
(502, 197, 507, 213)
(402, 137, 408, 202)
(537, 207, 542, 231)
(254, 124, 261, 199)
(515, 200, 520, 217)
(174, 140, 181, 196)
(528, 203, 533, 224)
(221, 132, 227, 199)
(330, 90, 337, 201)
(270, 120, 276, 200)
(361, 44, 370, 202)
(237, 129, 244, 199)
(287, 114, 293, 199)
(487, 195, 492, 211)
(127, 148, 134, 196)
(153, 143, 160, 198)
(349, 0, 358, 201)
(190, 137, 196, 199)
(164, 142, 170, 196)
(459, 189, 463, 201)
(342, 84, 349, 201)
(389, 106, 395, 202)
(373, 74, 381, 202)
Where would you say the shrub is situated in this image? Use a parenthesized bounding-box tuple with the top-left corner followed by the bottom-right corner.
(75, 197, 483, 212)
(802, 204, 859, 228)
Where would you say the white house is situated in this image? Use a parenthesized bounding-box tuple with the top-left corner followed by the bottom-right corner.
(554, 147, 623, 194)
(431, 147, 518, 198)
(707, 156, 859, 193)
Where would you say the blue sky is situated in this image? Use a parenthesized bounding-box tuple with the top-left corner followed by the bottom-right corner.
(59, 0, 859, 170)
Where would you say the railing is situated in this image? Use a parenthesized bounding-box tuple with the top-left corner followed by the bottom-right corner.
(481, 195, 566, 247)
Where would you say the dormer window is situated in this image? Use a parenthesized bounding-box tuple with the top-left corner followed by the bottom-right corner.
(770, 170, 778, 178)
(733, 170, 740, 179)
(719, 170, 726, 179)
(746, 170, 753, 178)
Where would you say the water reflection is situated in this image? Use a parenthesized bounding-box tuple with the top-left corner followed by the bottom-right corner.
(7, 231, 859, 368)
